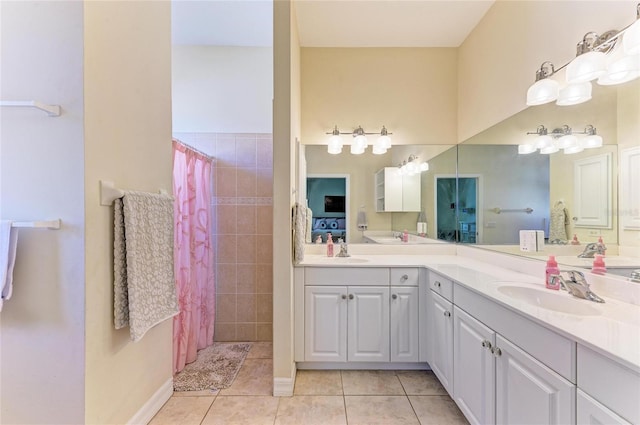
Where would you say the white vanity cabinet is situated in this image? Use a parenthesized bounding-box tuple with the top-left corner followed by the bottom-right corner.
(374, 167, 421, 212)
(299, 267, 420, 365)
(451, 283, 576, 425)
(426, 271, 454, 393)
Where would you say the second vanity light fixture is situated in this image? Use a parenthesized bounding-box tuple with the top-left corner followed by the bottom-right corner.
(326, 125, 392, 155)
(397, 154, 429, 175)
(518, 125, 603, 155)
(526, 3, 640, 106)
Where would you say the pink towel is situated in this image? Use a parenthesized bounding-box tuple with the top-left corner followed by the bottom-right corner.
(0, 221, 19, 312)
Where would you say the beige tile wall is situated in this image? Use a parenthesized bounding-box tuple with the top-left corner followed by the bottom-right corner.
(173, 132, 273, 342)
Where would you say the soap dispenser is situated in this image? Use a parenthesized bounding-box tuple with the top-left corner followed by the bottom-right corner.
(592, 254, 607, 275)
(545, 255, 560, 290)
(326, 233, 334, 257)
(571, 234, 580, 245)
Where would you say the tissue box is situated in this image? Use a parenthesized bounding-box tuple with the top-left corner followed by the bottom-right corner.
(519, 230, 545, 252)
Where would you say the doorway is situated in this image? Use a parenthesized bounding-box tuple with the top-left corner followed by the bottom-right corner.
(434, 175, 482, 243)
(306, 174, 350, 243)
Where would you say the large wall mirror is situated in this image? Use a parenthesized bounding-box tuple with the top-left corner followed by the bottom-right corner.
(304, 81, 639, 279)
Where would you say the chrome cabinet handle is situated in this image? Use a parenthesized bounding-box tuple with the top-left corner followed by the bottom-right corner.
(392, 294, 398, 300)
(444, 310, 451, 317)
(348, 294, 354, 300)
(481, 340, 492, 350)
(491, 347, 502, 357)
(401, 274, 409, 281)
(341, 294, 347, 300)
(435, 281, 442, 288)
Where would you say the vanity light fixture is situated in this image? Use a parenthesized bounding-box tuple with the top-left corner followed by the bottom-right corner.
(325, 125, 393, 155)
(397, 154, 429, 176)
(519, 124, 604, 155)
(525, 3, 640, 107)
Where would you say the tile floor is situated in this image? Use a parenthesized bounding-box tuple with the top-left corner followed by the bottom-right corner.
(150, 342, 468, 425)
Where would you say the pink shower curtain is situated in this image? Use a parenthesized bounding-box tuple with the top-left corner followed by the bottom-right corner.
(172, 139, 215, 374)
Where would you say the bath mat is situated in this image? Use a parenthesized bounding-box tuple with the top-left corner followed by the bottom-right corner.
(173, 342, 252, 392)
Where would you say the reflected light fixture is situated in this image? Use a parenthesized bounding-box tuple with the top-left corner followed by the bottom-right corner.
(397, 154, 429, 176)
(326, 125, 393, 155)
(519, 124, 605, 155)
(526, 4, 640, 107)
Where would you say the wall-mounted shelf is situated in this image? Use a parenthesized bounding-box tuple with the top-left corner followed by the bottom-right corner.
(0, 100, 61, 117)
(11, 219, 61, 230)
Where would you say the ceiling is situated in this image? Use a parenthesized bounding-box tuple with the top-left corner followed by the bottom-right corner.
(172, 0, 495, 47)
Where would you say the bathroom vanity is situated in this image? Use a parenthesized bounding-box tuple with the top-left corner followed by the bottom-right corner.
(294, 250, 640, 425)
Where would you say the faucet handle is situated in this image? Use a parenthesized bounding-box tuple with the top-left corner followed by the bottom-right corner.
(567, 270, 587, 286)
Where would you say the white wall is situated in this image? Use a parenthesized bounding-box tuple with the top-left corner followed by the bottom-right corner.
(172, 45, 273, 133)
(83, 2, 174, 423)
(0, 2, 86, 423)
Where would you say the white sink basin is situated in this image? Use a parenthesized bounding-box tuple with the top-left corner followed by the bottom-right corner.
(497, 284, 602, 316)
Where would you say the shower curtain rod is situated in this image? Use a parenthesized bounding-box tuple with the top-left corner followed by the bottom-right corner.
(173, 139, 215, 161)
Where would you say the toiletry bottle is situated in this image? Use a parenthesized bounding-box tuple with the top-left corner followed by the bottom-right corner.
(571, 234, 580, 245)
(592, 254, 607, 275)
(545, 255, 560, 290)
(315, 235, 323, 244)
(326, 233, 334, 257)
(402, 229, 409, 243)
(597, 236, 606, 256)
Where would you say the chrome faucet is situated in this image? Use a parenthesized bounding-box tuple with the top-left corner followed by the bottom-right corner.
(393, 231, 403, 240)
(336, 240, 350, 257)
(578, 242, 606, 258)
(551, 271, 605, 303)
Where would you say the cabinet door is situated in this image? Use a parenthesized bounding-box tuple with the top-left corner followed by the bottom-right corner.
(383, 168, 403, 212)
(348, 286, 390, 362)
(305, 286, 347, 362)
(402, 173, 421, 212)
(453, 306, 496, 425)
(496, 335, 575, 425)
(577, 389, 631, 425)
(429, 291, 454, 395)
(390, 286, 419, 362)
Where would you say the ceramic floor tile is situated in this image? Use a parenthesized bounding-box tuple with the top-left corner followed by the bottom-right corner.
(397, 370, 449, 396)
(218, 359, 272, 395)
(409, 395, 469, 425)
(344, 395, 419, 425)
(201, 395, 280, 425)
(294, 370, 343, 395)
(275, 395, 347, 425)
(149, 396, 214, 425)
(341, 370, 405, 395)
(246, 342, 272, 359)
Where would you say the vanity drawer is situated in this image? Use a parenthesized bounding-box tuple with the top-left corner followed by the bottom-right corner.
(305, 267, 390, 286)
(577, 344, 640, 424)
(390, 268, 419, 286)
(429, 271, 453, 301)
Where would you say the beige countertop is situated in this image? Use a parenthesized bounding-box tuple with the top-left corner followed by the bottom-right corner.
(298, 253, 640, 374)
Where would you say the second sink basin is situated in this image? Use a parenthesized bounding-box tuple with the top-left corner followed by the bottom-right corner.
(497, 284, 602, 316)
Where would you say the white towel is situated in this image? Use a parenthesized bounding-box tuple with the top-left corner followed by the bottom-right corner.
(0, 221, 19, 312)
(113, 191, 179, 342)
(305, 208, 313, 244)
(292, 203, 307, 264)
(549, 201, 569, 242)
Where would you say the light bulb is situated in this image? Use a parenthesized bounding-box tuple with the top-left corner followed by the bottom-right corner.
(327, 135, 343, 155)
(564, 144, 584, 154)
(377, 134, 391, 149)
(518, 143, 537, 154)
(372, 145, 387, 155)
(354, 134, 368, 149)
(557, 134, 578, 149)
(540, 142, 559, 154)
(419, 162, 429, 172)
(535, 135, 553, 149)
(582, 134, 603, 148)
(350, 143, 365, 155)
(526, 79, 559, 105)
(623, 18, 640, 55)
(566, 51, 607, 83)
(597, 42, 640, 85)
(556, 82, 592, 106)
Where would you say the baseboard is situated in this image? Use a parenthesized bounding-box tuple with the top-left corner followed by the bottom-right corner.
(128, 377, 173, 425)
(273, 369, 296, 397)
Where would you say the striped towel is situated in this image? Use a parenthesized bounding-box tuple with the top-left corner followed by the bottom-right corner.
(114, 191, 179, 342)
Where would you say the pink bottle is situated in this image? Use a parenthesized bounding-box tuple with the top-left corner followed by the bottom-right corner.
(402, 229, 409, 243)
(545, 255, 560, 290)
(326, 233, 334, 257)
(592, 255, 607, 275)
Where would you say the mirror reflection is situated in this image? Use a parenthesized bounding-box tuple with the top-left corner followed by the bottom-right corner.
(304, 81, 639, 277)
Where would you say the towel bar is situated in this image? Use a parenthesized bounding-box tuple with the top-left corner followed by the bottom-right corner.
(100, 180, 170, 206)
